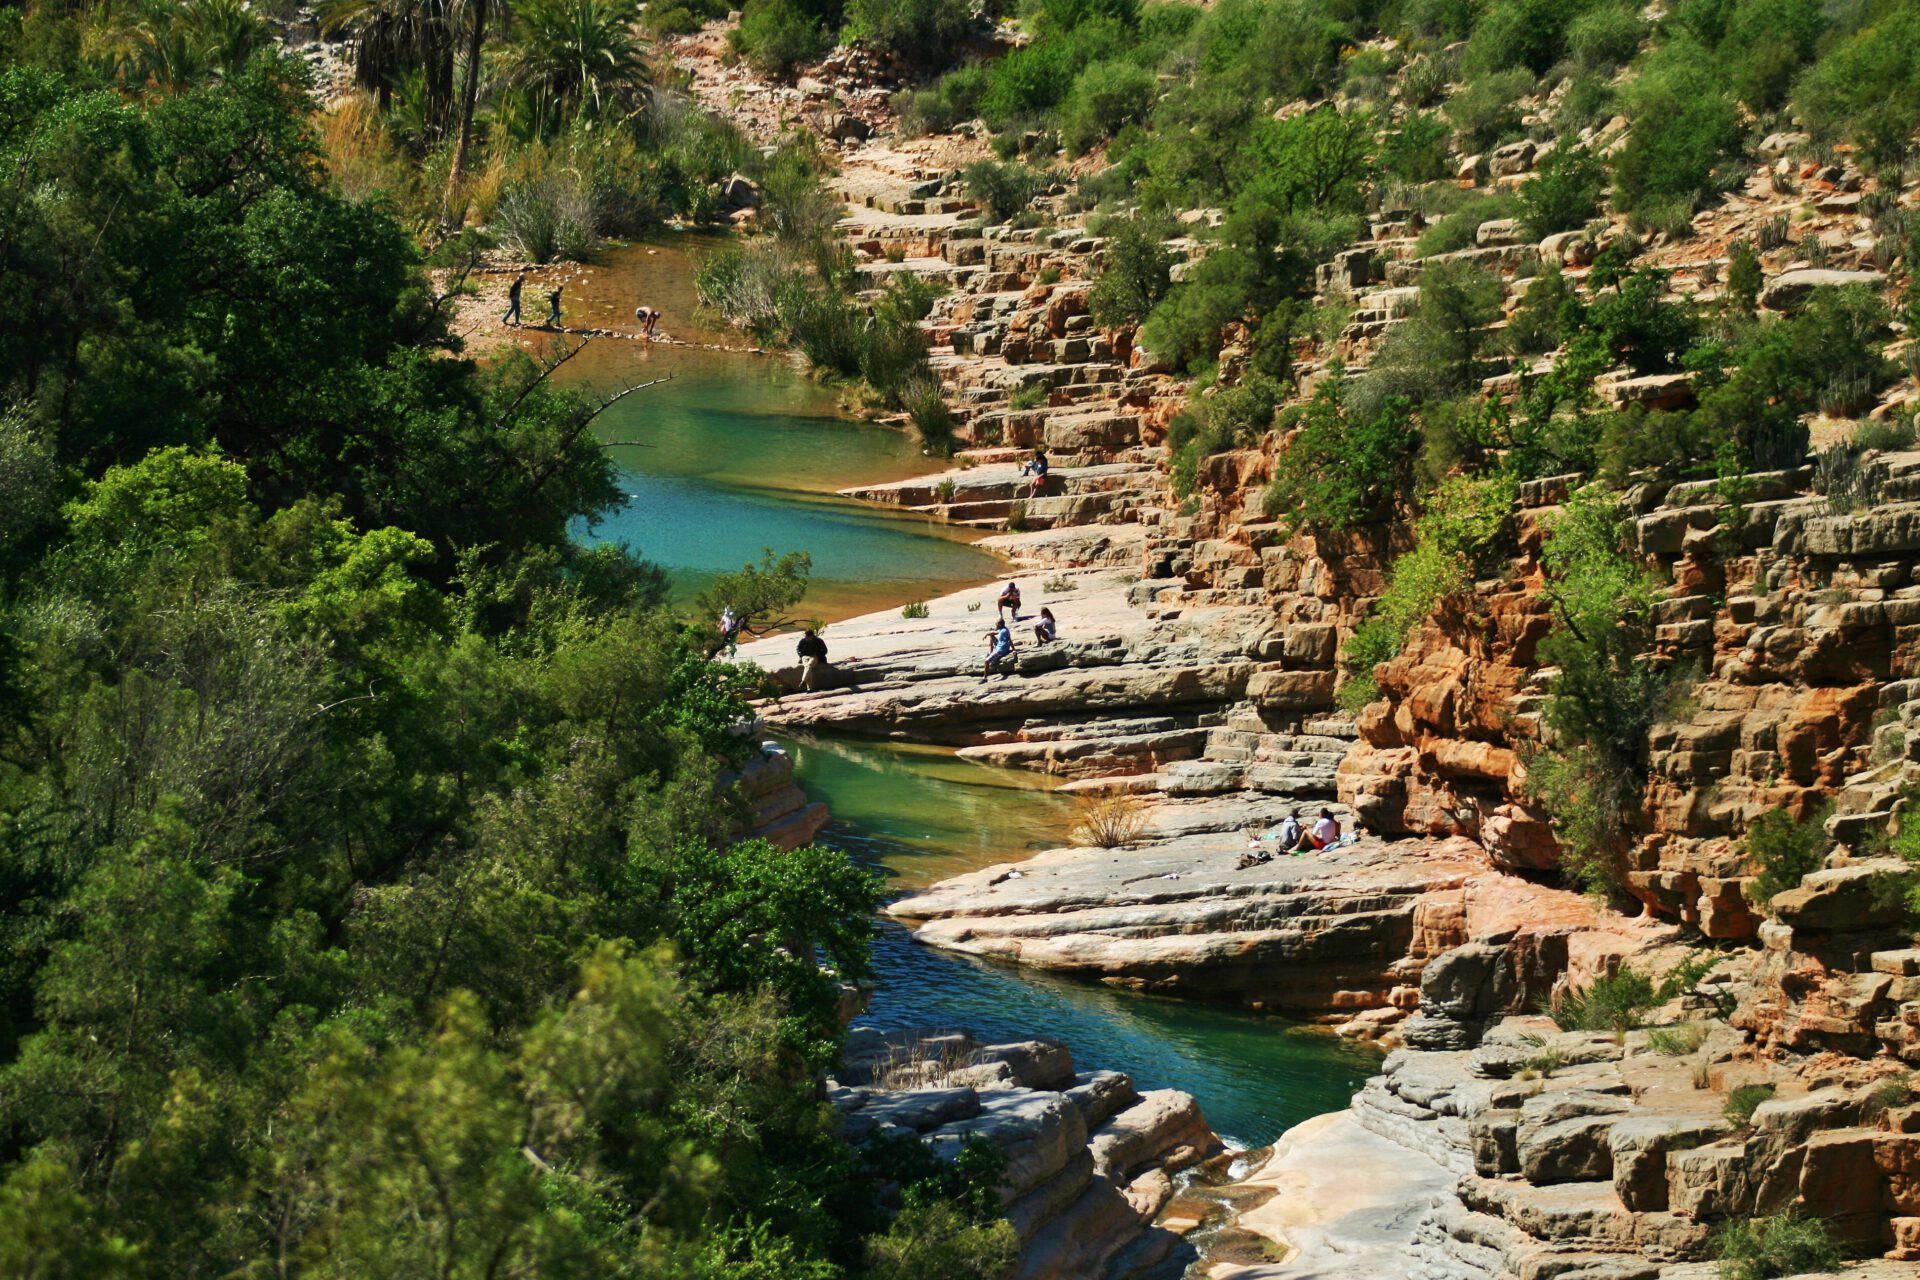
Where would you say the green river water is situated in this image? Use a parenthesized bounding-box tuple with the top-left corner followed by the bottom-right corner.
(562, 234, 1374, 1147)
(560, 235, 1002, 622)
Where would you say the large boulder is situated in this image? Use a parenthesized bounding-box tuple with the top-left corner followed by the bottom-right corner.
(1515, 1090, 1632, 1184)
(1761, 267, 1887, 311)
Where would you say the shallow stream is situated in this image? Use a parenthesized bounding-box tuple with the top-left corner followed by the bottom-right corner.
(560, 234, 1001, 621)
(559, 233, 1373, 1149)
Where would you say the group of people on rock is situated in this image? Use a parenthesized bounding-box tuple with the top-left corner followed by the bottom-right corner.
(502, 271, 661, 337)
(984, 582, 1058, 677)
(704, 575, 1067, 692)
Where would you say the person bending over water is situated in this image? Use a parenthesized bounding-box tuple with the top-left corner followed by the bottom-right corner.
(634, 304, 660, 338)
(983, 621, 1016, 676)
(796, 628, 829, 691)
(1033, 606, 1057, 644)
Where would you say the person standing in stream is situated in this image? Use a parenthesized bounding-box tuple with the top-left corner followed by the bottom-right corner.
(545, 283, 562, 327)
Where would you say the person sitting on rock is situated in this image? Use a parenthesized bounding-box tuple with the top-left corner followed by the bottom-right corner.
(1019, 447, 1049, 497)
(983, 620, 1017, 677)
(1033, 606, 1057, 644)
(1274, 810, 1302, 852)
(796, 627, 829, 691)
(1295, 808, 1340, 852)
(997, 580, 1023, 623)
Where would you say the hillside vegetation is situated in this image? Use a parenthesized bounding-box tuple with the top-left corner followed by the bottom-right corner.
(0, 26, 1015, 1280)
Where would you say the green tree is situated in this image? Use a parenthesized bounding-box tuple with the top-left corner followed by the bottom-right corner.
(1528, 486, 1677, 898)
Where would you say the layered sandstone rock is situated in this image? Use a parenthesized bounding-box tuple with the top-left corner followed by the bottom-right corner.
(833, 1026, 1223, 1279)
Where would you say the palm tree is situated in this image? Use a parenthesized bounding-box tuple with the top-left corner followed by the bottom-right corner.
(95, 0, 267, 94)
(318, 0, 455, 137)
(447, 0, 494, 184)
(495, 0, 647, 132)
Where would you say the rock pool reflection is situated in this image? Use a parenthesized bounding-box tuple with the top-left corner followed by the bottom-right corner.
(779, 734, 1378, 1147)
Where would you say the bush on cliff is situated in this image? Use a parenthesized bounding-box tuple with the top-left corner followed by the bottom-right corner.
(1167, 374, 1286, 496)
(1610, 48, 1746, 219)
(1262, 371, 1419, 531)
(1087, 215, 1176, 328)
(1529, 487, 1680, 899)
(736, 0, 832, 76)
(1518, 145, 1606, 240)
(1339, 474, 1517, 710)
(1742, 802, 1835, 909)
(1712, 1212, 1845, 1280)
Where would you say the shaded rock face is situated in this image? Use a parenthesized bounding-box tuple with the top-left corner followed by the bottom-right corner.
(833, 1027, 1223, 1279)
(724, 743, 829, 850)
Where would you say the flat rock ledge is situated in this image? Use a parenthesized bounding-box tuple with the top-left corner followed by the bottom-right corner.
(889, 826, 1621, 1030)
(835, 1026, 1223, 1279)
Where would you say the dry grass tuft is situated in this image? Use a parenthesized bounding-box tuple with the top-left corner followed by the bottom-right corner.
(1071, 792, 1150, 848)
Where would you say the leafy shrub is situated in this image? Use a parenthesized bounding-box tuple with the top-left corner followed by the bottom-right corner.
(1060, 59, 1157, 153)
(1587, 268, 1699, 374)
(1554, 68, 1618, 134)
(1519, 145, 1605, 239)
(1087, 217, 1174, 327)
(1723, 1083, 1777, 1128)
(1338, 474, 1517, 708)
(1695, 285, 1894, 472)
(1167, 374, 1286, 495)
(899, 600, 930, 618)
(1712, 1212, 1844, 1280)
(961, 159, 1047, 223)
(1444, 66, 1533, 152)
(843, 0, 973, 64)
(646, 2, 706, 34)
(1725, 239, 1762, 313)
(1529, 487, 1678, 898)
(1505, 261, 1573, 355)
(1552, 965, 1658, 1034)
(1263, 373, 1418, 530)
(1360, 260, 1506, 408)
(1381, 111, 1453, 183)
(1464, 0, 1579, 76)
(1415, 191, 1519, 257)
(1743, 802, 1833, 908)
(1612, 52, 1745, 218)
(865, 1201, 1020, 1280)
(894, 63, 990, 135)
(1793, 3, 1920, 169)
(1008, 383, 1047, 410)
(736, 0, 829, 77)
(1565, 1, 1644, 72)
